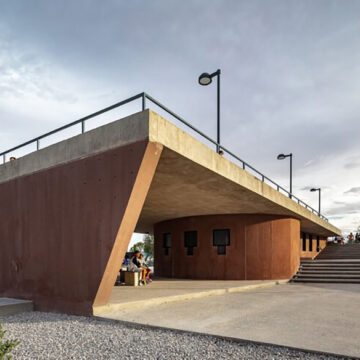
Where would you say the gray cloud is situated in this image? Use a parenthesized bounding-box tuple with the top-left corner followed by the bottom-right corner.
(0, 0, 360, 232)
(345, 187, 360, 194)
(344, 162, 360, 169)
(327, 202, 360, 216)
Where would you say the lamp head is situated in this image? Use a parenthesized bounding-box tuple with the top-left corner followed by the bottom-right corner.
(198, 72, 212, 86)
(310, 188, 317, 192)
(277, 154, 286, 160)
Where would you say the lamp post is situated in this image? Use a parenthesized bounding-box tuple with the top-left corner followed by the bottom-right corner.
(198, 69, 221, 153)
(310, 187, 321, 214)
(277, 153, 293, 197)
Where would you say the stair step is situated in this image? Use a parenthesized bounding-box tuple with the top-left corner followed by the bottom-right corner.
(300, 271, 360, 275)
(301, 263, 360, 265)
(293, 244, 360, 283)
(301, 269, 360, 271)
(301, 264, 360, 268)
(295, 274, 360, 279)
(301, 262, 360, 265)
(292, 278, 360, 283)
(301, 259, 360, 262)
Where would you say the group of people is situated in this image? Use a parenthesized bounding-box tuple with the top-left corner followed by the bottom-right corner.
(335, 232, 360, 245)
(129, 250, 152, 285)
(347, 232, 360, 243)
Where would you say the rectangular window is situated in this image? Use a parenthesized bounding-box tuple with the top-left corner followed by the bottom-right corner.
(213, 229, 230, 255)
(309, 235, 313, 251)
(302, 233, 306, 251)
(163, 233, 171, 256)
(184, 231, 197, 256)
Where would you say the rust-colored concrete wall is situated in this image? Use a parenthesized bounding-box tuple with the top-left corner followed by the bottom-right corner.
(0, 140, 162, 315)
(300, 234, 327, 259)
(154, 214, 301, 280)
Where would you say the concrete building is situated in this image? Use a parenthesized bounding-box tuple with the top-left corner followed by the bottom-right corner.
(0, 106, 341, 315)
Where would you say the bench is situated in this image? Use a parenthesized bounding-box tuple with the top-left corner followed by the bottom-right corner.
(123, 270, 141, 286)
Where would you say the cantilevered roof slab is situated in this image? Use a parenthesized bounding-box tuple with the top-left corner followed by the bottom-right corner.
(0, 108, 340, 237)
(136, 110, 340, 237)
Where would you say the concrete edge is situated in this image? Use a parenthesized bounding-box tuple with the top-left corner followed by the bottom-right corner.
(91, 316, 356, 360)
(93, 280, 289, 316)
(0, 110, 150, 185)
(0, 301, 34, 317)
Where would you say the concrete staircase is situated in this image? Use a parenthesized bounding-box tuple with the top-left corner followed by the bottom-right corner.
(316, 242, 360, 259)
(292, 243, 360, 283)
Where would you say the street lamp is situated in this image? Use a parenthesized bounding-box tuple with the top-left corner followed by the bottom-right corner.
(198, 69, 221, 153)
(310, 188, 321, 214)
(277, 153, 293, 197)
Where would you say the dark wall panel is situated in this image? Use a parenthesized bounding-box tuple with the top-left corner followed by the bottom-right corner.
(155, 214, 301, 280)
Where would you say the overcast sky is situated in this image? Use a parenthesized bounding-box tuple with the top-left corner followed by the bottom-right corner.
(0, 0, 359, 236)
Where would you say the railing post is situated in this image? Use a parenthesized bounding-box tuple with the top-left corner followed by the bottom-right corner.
(36, 139, 40, 150)
(142, 93, 146, 111)
(81, 121, 85, 134)
(3, 154, 5, 164)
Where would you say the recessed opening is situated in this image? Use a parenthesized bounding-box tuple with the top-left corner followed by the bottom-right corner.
(302, 233, 306, 251)
(163, 233, 171, 255)
(184, 231, 197, 256)
(316, 236, 320, 252)
(213, 229, 230, 255)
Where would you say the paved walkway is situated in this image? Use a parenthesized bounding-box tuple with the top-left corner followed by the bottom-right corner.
(98, 283, 360, 358)
(93, 278, 285, 315)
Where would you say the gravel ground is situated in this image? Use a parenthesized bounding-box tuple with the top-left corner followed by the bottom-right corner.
(0, 312, 346, 360)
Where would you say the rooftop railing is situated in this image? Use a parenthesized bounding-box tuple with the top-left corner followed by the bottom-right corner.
(0, 92, 328, 222)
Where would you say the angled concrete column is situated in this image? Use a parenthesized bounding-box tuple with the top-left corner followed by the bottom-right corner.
(93, 141, 162, 308)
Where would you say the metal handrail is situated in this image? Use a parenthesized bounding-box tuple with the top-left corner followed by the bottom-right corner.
(0, 91, 328, 222)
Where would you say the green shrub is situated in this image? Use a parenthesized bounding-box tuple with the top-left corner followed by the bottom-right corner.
(0, 321, 20, 360)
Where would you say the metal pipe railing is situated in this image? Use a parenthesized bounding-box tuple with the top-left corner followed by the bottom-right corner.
(0, 92, 144, 163)
(0, 92, 328, 222)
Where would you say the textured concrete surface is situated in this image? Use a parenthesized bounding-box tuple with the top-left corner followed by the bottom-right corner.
(0, 297, 33, 316)
(100, 283, 360, 358)
(94, 279, 286, 315)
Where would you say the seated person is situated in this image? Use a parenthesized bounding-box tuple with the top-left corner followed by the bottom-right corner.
(129, 251, 146, 285)
(139, 253, 152, 283)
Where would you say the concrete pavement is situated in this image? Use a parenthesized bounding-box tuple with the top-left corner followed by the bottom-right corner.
(93, 278, 286, 315)
(99, 282, 360, 358)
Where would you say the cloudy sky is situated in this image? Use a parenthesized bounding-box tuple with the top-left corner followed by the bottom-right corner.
(0, 0, 359, 236)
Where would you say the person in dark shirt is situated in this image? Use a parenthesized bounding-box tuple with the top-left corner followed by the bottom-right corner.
(129, 250, 146, 285)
